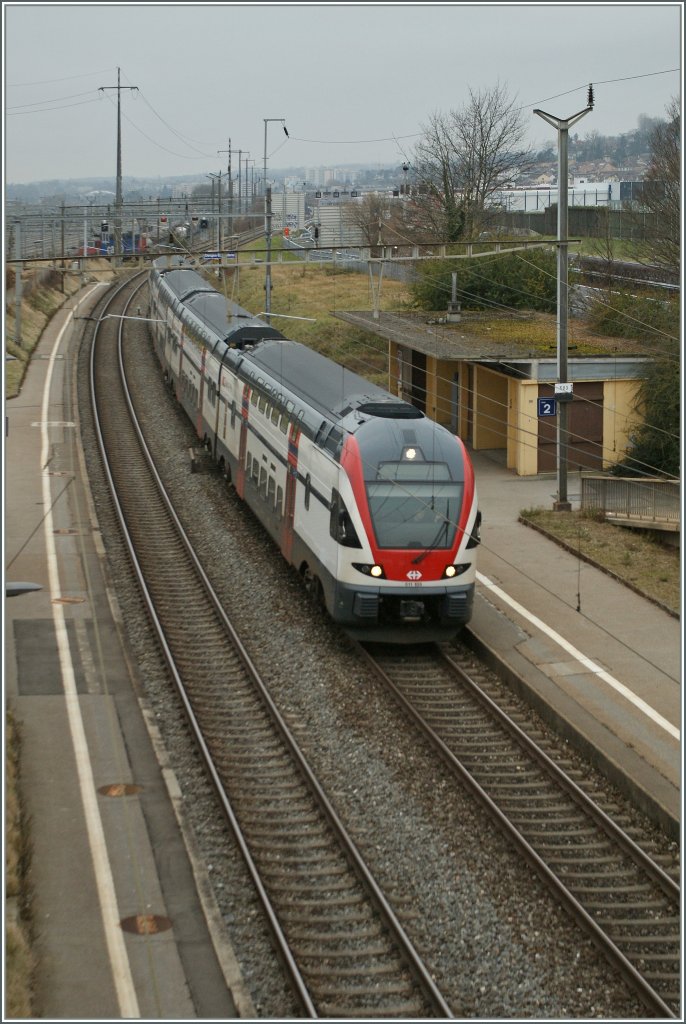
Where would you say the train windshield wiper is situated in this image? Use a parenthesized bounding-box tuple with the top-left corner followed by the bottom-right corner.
(411, 504, 450, 564)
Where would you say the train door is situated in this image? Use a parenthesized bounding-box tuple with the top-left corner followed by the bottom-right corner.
(235, 384, 251, 498)
(280, 419, 301, 563)
(176, 332, 184, 401)
(197, 349, 206, 437)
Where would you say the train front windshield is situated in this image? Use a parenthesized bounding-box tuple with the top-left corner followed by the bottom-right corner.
(366, 461, 463, 550)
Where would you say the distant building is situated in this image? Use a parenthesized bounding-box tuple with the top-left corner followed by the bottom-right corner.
(491, 179, 641, 212)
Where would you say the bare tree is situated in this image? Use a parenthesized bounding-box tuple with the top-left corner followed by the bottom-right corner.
(343, 193, 394, 247)
(342, 194, 418, 255)
(634, 97, 680, 273)
(412, 82, 532, 241)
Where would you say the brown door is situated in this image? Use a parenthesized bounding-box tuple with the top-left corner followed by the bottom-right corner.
(538, 382, 604, 472)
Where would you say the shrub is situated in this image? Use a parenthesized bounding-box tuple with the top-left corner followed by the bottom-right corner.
(411, 249, 557, 312)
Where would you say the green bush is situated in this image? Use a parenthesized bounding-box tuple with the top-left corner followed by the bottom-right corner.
(411, 249, 557, 312)
(585, 290, 679, 342)
(612, 333, 680, 478)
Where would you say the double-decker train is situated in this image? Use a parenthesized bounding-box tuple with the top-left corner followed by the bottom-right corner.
(148, 256, 480, 643)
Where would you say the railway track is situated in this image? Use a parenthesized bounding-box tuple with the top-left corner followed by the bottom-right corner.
(357, 640, 681, 1018)
(77, 270, 679, 1015)
(87, 274, 452, 1018)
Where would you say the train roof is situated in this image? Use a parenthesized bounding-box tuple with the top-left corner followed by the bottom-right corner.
(243, 338, 423, 424)
(186, 291, 285, 345)
(152, 256, 425, 437)
(153, 260, 284, 344)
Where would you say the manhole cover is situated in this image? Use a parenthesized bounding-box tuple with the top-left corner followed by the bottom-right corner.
(120, 915, 172, 935)
(98, 784, 143, 797)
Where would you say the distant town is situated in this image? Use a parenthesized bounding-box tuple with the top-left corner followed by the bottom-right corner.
(5, 113, 665, 208)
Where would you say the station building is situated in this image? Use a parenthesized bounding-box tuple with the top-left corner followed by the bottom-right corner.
(334, 310, 647, 477)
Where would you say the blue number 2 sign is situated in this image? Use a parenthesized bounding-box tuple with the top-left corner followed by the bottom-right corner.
(537, 397, 557, 417)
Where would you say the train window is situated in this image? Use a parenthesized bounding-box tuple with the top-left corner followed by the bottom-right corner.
(329, 489, 362, 548)
(259, 394, 267, 414)
(324, 427, 343, 455)
(271, 405, 280, 426)
(252, 459, 260, 483)
(259, 466, 267, 494)
(304, 474, 311, 511)
(276, 485, 283, 514)
(267, 477, 276, 506)
(315, 421, 329, 446)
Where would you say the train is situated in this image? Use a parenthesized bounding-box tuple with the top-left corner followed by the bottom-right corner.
(122, 231, 147, 257)
(148, 256, 480, 643)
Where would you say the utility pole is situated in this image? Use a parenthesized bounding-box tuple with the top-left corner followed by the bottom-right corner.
(534, 85, 593, 512)
(218, 142, 232, 242)
(263, 118, 288, 322)
(207, 172, 223, 250)
(237, 150, 243, 217)
(99, 67, 138, 263)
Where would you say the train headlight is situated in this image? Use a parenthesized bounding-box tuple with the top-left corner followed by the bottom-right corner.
(353, 563, 386, 579)
(443, 563, 469, 579)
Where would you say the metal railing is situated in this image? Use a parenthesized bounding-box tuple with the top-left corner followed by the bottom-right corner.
(581, 475, 680, 526)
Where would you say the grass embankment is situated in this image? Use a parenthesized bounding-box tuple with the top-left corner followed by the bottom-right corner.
(520, 508, 680, 616)
(5, 261, 115, 399)
(216, 258, 412, 387)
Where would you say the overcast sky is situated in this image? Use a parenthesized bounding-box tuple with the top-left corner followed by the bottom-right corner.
(3, 2, 682, 185)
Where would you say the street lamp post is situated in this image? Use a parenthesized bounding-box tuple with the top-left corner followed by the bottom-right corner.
(263, 117, 288, 322)
(534, 86, 593, 512)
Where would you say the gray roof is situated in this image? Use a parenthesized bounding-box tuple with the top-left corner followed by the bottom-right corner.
(333, 310, 648, 380)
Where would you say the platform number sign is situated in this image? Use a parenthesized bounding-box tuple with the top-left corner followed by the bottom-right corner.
(538, 397, 557, 417)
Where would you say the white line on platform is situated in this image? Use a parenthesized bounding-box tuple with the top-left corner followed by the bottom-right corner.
(41, 289, 141, 1019)
(477, 571, 680, 741)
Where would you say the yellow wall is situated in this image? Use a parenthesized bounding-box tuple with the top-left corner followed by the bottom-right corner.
(388, 341, 644, 477)
(473, 366, 508, 450)
(601, 378, 641, 469)
(511, 381, 540, 475)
